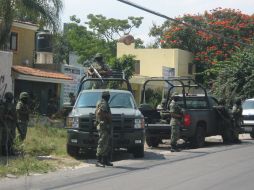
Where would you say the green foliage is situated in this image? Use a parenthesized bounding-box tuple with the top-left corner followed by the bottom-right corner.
(0, 0, 63, 46)
(144, 88, 162, 108)
(150, 8, 254, 83)
(64, 14, 143, 64)
(109, 54, 136, 80)
(212, 45, 254, 104)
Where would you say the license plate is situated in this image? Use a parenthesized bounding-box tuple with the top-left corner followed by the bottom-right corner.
(244, 127, 253, 132)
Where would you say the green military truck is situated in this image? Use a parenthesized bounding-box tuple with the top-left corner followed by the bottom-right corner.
(66, 75, 145, 158)
(139, 77, 234, 148)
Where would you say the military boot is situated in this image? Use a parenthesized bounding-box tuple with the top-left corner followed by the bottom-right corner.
(103, 156, 113, 166)
(95, 156, 105, 167)
(170, 145, 180, 152)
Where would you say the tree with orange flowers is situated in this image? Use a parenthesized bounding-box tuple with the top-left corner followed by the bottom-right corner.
(150, 8, 254, 83)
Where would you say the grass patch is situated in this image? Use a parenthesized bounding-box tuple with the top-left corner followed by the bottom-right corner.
(0, 123, 81, 177)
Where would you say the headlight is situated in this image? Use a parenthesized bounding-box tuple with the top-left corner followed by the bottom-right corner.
(134, 118, 144, 129)
(66, 117, 79, 128)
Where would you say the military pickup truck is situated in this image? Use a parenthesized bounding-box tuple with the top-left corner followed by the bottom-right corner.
(139, 77, 234, 148)
(66, 75, 145, 158)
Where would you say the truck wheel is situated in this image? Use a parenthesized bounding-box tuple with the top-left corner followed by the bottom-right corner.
(250, 132, 254, 139)
(67, 144, 80, 157)
(191, 126, 206, 148)
(146, 137, 160, 147)
(132, 146, 144, 158)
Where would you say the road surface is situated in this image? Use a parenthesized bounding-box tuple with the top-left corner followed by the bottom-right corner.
(1, 135, 254, 190)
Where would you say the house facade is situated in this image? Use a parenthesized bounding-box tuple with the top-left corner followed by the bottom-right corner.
(117, 40, 194, 104)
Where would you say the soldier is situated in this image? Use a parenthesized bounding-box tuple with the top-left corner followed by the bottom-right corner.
(158, 99, 170, 124)
(16, 92, 30, 141)
(232, 98, 243, 143)
(69, 92, 76, 106)
(87, 53, 111, 78)
(2, 92, 17, 155)
(169, 94, 183, 152)
(0, 99, 5, 155)
(95, 91, 113, 167)
(215, 98, 233, 144)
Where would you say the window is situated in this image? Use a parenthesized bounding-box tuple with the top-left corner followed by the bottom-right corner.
(135, 60, 140, 74)
(10, 32, 18, 51)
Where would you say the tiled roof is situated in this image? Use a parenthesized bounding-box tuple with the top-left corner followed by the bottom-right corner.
(12, 66, 72, 80)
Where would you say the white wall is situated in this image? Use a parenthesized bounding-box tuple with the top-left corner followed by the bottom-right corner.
(0, 51, 13, 100)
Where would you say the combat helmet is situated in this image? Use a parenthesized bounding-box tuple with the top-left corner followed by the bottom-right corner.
(20, 92, 29, 100)
(235, 97, 241, 105)
(4, 92, 13, 100)
(102, 91, 110, 98)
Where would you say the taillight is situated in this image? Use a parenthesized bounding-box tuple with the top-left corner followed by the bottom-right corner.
(183, 114, 191, 127)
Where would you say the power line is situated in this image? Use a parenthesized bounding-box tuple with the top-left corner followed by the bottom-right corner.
(117, 0, 253, 48)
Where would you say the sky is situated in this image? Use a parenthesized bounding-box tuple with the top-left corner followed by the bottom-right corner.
(61, 0, 254, 44)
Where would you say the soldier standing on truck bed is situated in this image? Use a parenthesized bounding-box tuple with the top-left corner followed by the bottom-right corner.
(232, 98, 243, 143)
(169, 94, 183, 152)
(87, 53, 111, 78)
(95, 91, 113, 167)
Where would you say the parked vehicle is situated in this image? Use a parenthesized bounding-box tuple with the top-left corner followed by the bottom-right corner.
(241, 98, 254, 138)
(66, 74, 145, 158)
(139, 77, 234, 148)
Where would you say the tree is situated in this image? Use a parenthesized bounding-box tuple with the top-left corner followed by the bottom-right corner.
(150, 8, 254, 83)
(212, 45, 254, 105)
(109, 54, 136, 80)
(64, 14, 144, 64)
(0, 0, 63, 46)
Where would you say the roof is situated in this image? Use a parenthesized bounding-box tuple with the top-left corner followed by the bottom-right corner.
(12, 66, 72, 83)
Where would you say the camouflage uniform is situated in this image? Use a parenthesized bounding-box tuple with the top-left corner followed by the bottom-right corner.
(89, 53, 110, 77)
(232, 98, 242, 143)
(159, 99, 170, 124)
(95, 91, 113, 166)
(169, 99, 182, 151)
(2, 92, 17, 155)
(16, 92, 30, 141)
(0, 100, 5, 155)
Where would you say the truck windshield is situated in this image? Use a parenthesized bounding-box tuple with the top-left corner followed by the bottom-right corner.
(243, 100, 254, 109)
(76, 91, 136, 109)
(174, 96, 208, 109)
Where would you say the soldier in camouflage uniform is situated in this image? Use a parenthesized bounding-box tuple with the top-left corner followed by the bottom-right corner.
(95, 91, 113, 167)
(169, 95, 183, 152)
(0, 99, 5, 155)
(16, 92, 30, 141)
(2, 92, 17, 155)
(87, 53, 111, 77)
(232, 98, 242, 143)
(158, 99, 170, 124)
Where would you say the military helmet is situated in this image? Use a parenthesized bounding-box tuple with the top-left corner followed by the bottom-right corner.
(94, 53, 103, 59)
(20, 92, 29, 99)
(218, 98, 226, 105)
(102, 91, 110, 98)
(235, 98, 241, 105)
(4, 92, 13, 100)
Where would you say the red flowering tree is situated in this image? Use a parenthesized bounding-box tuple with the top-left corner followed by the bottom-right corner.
(150, 8, 254, 83)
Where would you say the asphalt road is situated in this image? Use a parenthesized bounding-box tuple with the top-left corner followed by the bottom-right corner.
(1, 135, 254, 190)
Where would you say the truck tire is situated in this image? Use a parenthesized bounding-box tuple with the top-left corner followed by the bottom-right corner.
(132, 146, 144, 158)
(190, 125, 206, 148)
(67, 144, 80, 157)
(146, 137, 160, 147)
(250, 132, 254, 139)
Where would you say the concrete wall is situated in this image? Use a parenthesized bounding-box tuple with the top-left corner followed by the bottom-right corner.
(11, 25, 35, 66)
(117, 42, 193, 77)
(0, 51, 13, 99)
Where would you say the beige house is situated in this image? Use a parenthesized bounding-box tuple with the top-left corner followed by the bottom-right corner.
(117, 41, 194, 104)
